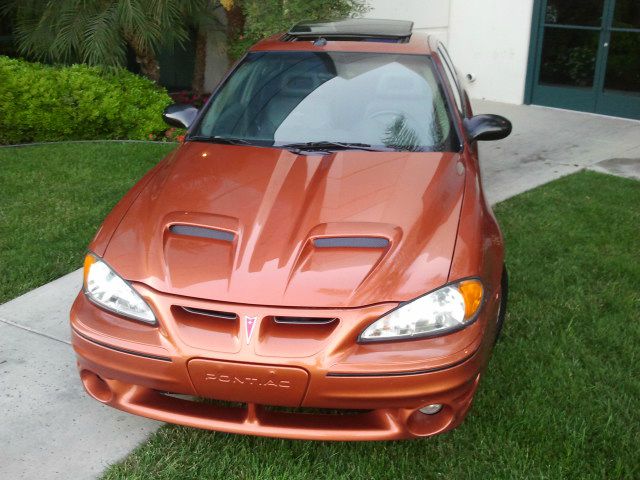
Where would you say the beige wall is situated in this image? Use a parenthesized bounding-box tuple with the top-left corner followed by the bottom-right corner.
(448, 0, 534, 104)
(363, 0, 450, 43)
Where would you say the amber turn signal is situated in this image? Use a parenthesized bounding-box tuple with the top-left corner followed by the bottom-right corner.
(83, 253, 96, 288)
(458, 279, 483, 319)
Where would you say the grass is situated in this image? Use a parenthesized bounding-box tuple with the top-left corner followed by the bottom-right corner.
(0, 142, 175, 303)
(98, 170, 639, 479)
(1, 144, 638, 478)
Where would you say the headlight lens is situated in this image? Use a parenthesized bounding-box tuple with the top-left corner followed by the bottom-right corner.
(360, 280, 483, 342)
(83, 254, 156, 324)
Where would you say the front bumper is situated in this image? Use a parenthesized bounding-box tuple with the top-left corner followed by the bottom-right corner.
(70, 282, 497, 440)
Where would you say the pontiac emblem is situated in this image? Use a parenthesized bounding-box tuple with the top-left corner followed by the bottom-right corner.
(245, 316, 258, 344)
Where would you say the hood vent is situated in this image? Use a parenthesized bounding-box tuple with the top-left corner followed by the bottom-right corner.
(170, 225, 235, 242)
(313, 237, 389, 249)
(181, 306, 238, 320)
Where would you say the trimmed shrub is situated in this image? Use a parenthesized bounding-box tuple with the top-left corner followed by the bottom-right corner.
(0, 56, 172, 144)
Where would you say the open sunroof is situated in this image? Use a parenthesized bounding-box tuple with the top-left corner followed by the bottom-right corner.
(285, 18, 414, 42)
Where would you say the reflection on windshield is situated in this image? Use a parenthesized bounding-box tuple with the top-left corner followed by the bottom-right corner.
(382, 115, 421, 151)
(195, 51, 457, 152)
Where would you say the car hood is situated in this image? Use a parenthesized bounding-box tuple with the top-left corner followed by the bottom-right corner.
(103, 142, 465, 308)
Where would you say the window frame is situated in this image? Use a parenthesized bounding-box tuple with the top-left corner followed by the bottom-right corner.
(437, 42, 469, 119)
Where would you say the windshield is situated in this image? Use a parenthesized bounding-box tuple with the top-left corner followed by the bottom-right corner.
(193, 51, 458, 152)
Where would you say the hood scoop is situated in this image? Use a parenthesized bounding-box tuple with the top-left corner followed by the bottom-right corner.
(313, 237, 390, 249)
(170, 224, 235, 242)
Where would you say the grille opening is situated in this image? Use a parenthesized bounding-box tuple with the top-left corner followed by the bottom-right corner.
(261, 405, 372, 416)
(157, 393, 371, 416)
(199, 397, 246, 409)
(273, 316, 337, 325)
(181, 306, 238, 320)
(158, 392, 198, 402)
(158, 392, 245, 408)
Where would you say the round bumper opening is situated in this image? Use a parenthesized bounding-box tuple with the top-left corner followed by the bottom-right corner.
(406, 404, 454, 437)
(80, 370, 113, 403)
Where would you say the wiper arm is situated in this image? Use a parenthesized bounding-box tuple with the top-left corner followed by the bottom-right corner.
(188, 135, 251, 146)
(279, 141, 387, 153)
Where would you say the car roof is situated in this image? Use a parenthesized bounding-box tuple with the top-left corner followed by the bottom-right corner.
(250, 18, 435, 56)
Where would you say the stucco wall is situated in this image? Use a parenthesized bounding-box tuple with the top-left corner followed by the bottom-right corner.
(447, 0, 534, 104)
(363, 0, 534, 104)
(363, 0, 450, 43)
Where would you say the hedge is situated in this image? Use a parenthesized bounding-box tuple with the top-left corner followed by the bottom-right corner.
(0, 56, 172, 144)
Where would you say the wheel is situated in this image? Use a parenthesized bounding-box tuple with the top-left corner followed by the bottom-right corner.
(494, 265, 508, 343)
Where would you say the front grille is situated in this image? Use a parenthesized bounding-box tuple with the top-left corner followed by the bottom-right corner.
(180, 306, 237, 320)
(158, 392, 370, 416)
(273, 316, 337, 325)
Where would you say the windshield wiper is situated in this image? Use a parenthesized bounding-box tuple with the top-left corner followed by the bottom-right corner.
(188, 135, 252, 146)
(279, 141, 389, 153)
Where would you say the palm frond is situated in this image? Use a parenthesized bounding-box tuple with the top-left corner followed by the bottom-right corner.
(83, 3, 126, 66)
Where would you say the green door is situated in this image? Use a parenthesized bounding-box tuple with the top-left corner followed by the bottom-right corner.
(527, 0, 640, 120)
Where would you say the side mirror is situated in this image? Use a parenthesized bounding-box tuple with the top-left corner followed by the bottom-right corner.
(463, 114, 512, 142)
(162, 104, 199, 129)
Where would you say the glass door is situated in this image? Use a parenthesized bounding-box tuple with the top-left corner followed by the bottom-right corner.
(596, 0, 640, 118)
(528, 0, 640, 120)
(531, 0, 607, 111)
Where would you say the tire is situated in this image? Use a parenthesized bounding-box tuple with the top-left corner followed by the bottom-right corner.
(494, 264, 508, 343)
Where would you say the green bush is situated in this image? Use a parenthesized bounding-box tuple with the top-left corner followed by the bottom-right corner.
(0, 56, 172, 144)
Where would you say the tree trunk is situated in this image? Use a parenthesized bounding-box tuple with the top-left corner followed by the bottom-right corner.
(191, 28, 207, 95)
(226, 4, 245, 38)
(225, 3, 245, 64)
(126, 35, 161, 83)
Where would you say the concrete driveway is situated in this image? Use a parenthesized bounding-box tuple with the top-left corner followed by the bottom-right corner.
(1, 101, 639, 480)
(475, 100, 640, 202)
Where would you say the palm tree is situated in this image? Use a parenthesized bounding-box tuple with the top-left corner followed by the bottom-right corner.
(190, 3, 227, 94)
(2, 0, 219, 83)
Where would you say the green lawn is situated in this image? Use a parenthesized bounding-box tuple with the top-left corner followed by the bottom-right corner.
(0, 142, 175, 303)
(1, 144, 638, 478)
(101, 171, 639, 480)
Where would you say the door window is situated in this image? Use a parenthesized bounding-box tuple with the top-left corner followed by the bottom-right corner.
(539, 29, 600, 87)
(545, 0, 605, 26)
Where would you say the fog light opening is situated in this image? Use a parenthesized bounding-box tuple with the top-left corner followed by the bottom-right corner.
(419, 404, 443, 415)
(80, 370, 113, 403)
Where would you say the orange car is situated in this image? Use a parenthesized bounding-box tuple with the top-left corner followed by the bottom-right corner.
(70, 19, 512, 440)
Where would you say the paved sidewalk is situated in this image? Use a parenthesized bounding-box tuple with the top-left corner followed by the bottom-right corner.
(1, 101, 638, 480)
(0, 271, 159, 480)
(475, 101, 640, 203)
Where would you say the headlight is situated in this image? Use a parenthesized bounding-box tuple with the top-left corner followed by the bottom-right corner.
(83, 254, 156, 324)
(359, 279, 483, 342)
